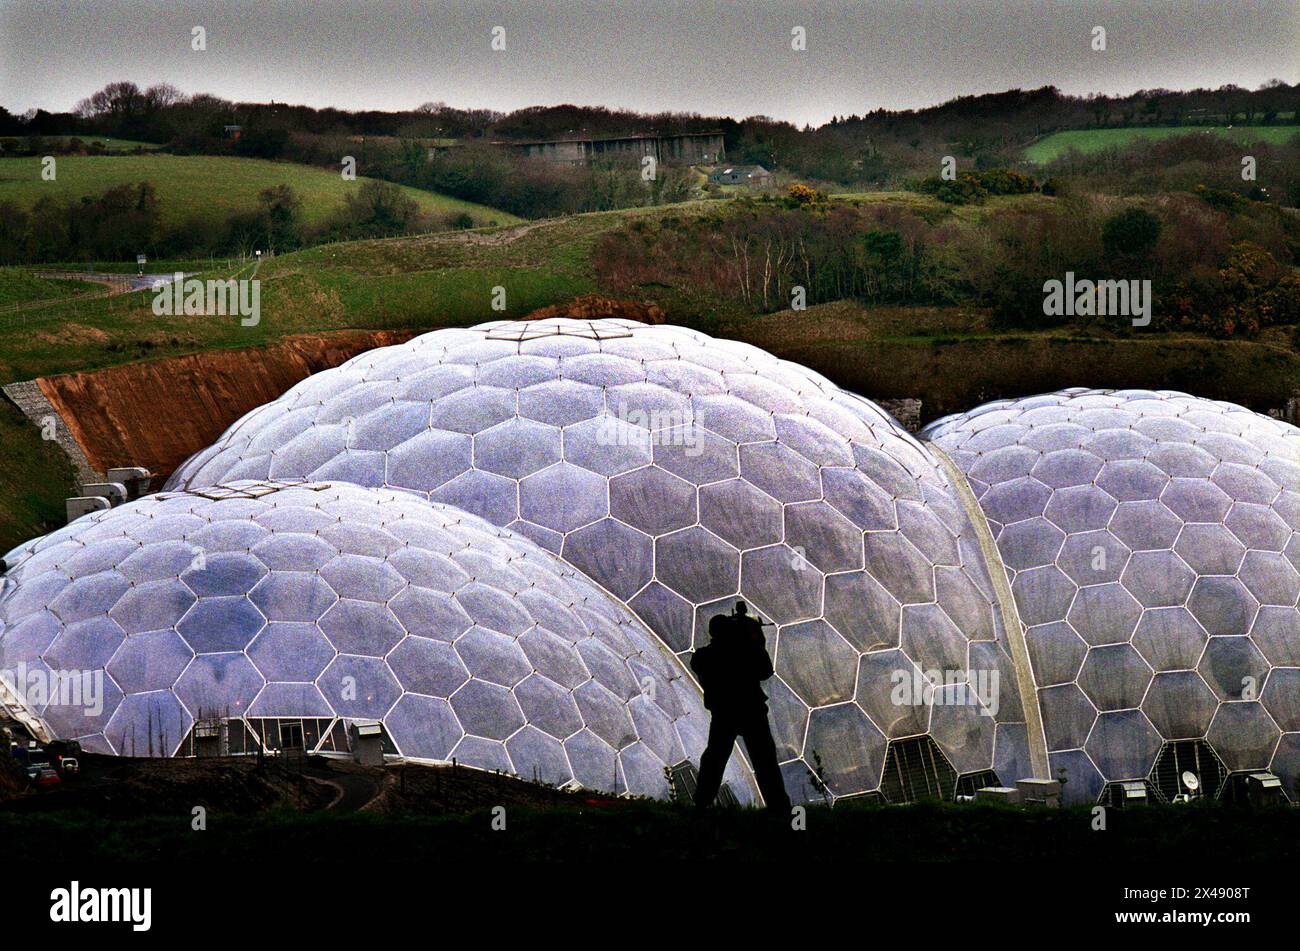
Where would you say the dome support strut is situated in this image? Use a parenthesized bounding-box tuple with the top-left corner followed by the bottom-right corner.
(927, 441, 1051, 779)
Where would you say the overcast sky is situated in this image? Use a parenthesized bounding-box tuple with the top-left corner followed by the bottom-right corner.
(2, 0, 1297, 126)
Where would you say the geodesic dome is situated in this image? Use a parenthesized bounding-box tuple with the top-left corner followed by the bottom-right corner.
(0, 480, 756, 801)
(165, 319, 1032, 802)
(923, 388, 1300, 803)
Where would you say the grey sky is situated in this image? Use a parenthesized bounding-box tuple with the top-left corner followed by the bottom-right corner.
(2, 0, 1296, 126)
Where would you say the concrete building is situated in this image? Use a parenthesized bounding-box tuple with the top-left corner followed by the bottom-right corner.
(708, 164, 774, 187)
(506, 131, 724, 166)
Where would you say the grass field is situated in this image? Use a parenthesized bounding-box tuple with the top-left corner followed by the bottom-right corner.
(0, 154, 520, 229)
(0, 267, 102, 307)
(28, 134, 160, 151)
(1025, 125, 1300, 163)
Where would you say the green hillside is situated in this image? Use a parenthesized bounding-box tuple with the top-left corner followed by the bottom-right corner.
(0, 268, 102, 307)
(1025, 125, 1300, 163)
(0, 154, 520, 228)
(25, 135, 160, 151)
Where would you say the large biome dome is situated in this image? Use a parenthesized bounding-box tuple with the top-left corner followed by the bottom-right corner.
(923, 388, 1300, 803)
(165, 318, 1032, 803)
(0, 480, 756, 801)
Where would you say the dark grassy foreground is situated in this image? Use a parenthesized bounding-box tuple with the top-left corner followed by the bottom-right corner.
(5, 798, 1297, 863)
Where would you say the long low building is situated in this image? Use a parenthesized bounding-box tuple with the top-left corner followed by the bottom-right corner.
(502, 131, 725, 165)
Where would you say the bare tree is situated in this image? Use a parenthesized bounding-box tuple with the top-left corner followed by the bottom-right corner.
(75, 81, 144, 119)
(144, 83, 185, 111)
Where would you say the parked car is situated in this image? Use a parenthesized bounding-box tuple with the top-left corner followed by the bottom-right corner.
(57, 756, 79, 776)
(35, 768, 61, 788)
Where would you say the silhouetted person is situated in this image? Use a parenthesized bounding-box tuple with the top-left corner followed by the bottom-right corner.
(732, 600, 765, 647)
(691, 602, 791, 813)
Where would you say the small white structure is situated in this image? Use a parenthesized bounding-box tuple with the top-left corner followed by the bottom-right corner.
(1016, 778, 1062, 808)
(65, 496, 111, 522)
(349, 720, 385, 766)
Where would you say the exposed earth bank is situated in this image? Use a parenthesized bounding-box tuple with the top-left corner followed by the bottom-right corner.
(36, 329, 420, 486)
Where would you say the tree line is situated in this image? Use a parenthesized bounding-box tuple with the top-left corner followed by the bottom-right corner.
(3, 79, 1296, 190)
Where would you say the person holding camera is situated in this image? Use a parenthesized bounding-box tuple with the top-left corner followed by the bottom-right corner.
(690, 601, 791, 813)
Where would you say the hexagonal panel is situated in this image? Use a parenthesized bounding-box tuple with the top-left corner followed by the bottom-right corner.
(177, 597, 265, 654)
(1025, 622, 1088, 686)
(562, 518, 653, 601)
(740, 544, 822, 625)
(174, 653, 264, 718)
(698, 479, 783, 550)
(1142, 671, 1218, 738)
(805, 702, 886, 797)
(1085, 710, 1162, 780)
(1011, 565, 1078, 628)
(776, 620, 858, 707)
(1066, 583, 1142, 646)
(1077, 644, 1152, 711)
(385, 694, 463, 760)
(1261, 668, 1300, 732)
(855, 649, 929, 738)
(319, 599, 405, 657)
(1188, 577, 1257, 637)
(1174, 522, 1246, 575)
(519, 463, 609, 533)
(656, 527, 740, 605)
(105, 629, 193, 695)
(1198, 636, 1270, 701)
(609, 465, 697, 536)
(1039, 683, 1097, 750)
(388, 635, 470, 697)
(1207, 702, 1281, 771)
(1120, 550, 1196, 608)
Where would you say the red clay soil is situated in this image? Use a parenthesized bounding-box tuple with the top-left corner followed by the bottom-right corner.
(36, 298, 661, 488)
(37, 330, 419, 487)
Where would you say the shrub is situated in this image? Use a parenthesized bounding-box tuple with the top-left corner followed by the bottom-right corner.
(912, 168, 1036, 204)
(933, 174, 988, 205)
(1170, 242, 1297, 338)
(333, 180, 421, 237)
(785, 183, 826, 207)
(1102, 207, 1162, 260)
(1192, 184, 1246, 212)
(1261, 274, 1300, 325)
(976, 168, 1038, 195)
